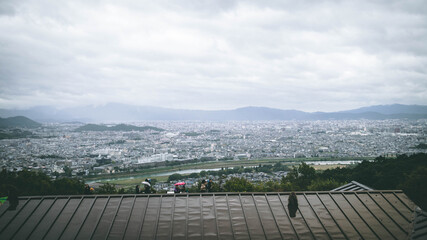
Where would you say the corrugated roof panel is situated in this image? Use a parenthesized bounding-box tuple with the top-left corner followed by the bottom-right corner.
(214, 195, 234, 240)
(0, 198, 41, 239)
(412, 207, 427, 240)
(187, 195, 202, 239)
(356, 192, 407, 239)
(44, 197, 83, 240)
(332, 181, 373, 192)
(140, 196, 161, 239)
(74, 196, 109, 239)
(345, 193, 394, 239)
(304, 193, 345, 239)
(0, 200, 10, 217)
(382, 192, 413, 221)
(13, 197, 55, 240)
(298, 194, 330, 239)
(368, 192, 411, 235)
(330, 193, 377, 239)
(108, 196, 135, 240)
(28, 198, 69, 240)
(228, 194, 250, 239)
(266, 194, 298, 239)
(240, 194, 266, 239)
(395, 192, 416, 210)
(0, 191, 418, 239)
(253, 194, 282, 240)
(123, 196, 148, 239)
(279, 194, 314, 239)
(201, 195, 219, 240)
(91, 196, 122, 239)
(0, 199, 28, 233)
(60, 197, 95, 240)
(317, 193, 360, 239)
(171, 196, 188, 240)
(156, 195, 174, 240)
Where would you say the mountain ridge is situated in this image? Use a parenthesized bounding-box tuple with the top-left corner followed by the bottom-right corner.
(0, 116, 42, 128)
(0, 103, 426, 122)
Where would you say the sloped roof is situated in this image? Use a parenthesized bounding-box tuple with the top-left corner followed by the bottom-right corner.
(0, 191, 417, 240)
(332, 180, 373, 191)
(412, 207, 427, 240)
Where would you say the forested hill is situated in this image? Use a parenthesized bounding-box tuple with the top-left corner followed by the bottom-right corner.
(317, 153, 427, 209)
(0, 116, 41, 128)
(74, 123, 164, 132)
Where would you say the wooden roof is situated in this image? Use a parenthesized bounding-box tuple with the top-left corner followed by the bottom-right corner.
(0, 191, 417, 239)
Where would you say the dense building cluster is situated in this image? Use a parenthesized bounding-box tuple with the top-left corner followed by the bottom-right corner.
(1, 119, 426, 177)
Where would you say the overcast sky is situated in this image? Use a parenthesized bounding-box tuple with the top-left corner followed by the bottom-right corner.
(1, 0, 426, 112)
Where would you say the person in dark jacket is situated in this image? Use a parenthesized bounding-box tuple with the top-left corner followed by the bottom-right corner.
(84, 184, 91, 194)
(207, 179, 212, 192)
(135, 185, 140, 194)
(288, 192, 298, 218)
(144, 184, 151, 194)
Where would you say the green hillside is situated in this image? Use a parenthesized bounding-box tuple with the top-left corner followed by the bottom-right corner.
(0, 116, 41, 128)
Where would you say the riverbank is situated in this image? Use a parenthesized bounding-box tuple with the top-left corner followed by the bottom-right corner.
(84, 157, 372, 187)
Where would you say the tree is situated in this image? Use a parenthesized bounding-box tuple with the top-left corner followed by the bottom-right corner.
(400, 166, 427, 210)
(223, 177, 253, 192)
(53, 178, 84, 195)
(97, 183, 117, 194)
(282, 162, 316, 190)
(307, 179, 342, 191)
(188, 173, 200, 178)
(199, 171, 207, 177)
(254, 181, 281, 192)
(63, 166, 72, 177)
(168, 173, 183, 182)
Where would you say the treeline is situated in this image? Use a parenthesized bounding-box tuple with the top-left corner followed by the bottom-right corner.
(187, 153, 426, 209)
(1, 153, 426, 210)
(0, 169, 85, 196)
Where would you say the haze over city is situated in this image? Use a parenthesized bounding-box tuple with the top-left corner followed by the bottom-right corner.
(1, 0, 427, 112)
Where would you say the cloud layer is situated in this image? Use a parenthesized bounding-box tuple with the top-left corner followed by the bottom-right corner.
(1, 0, 427, 111)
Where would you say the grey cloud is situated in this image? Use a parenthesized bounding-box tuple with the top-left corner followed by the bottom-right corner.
(0, 0, 426, 111)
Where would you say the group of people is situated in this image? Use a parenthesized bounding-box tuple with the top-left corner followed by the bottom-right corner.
(135, 179, 153, 194)
(84, 184, 94, 194)
(174, 184, 186, 193)
(200, 179, 213, 192)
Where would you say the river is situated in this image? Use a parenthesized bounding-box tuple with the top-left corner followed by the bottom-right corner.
(86, 160, 364, 184)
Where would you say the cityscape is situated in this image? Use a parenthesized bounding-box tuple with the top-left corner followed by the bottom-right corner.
(1, 119, 426, 179)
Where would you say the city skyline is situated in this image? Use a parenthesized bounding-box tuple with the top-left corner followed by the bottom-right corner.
(1, 0, 427, 112)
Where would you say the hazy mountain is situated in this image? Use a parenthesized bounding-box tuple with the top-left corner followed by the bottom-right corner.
(341, 104, 427, 115)
(0, 116, 42, 128)
(1, 103, 426, 122)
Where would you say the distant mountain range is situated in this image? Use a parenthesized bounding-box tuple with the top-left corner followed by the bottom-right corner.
(0, 103, 426, 122)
